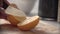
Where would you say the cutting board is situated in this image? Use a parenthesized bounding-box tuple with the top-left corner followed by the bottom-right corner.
(0, 19, 59, 34)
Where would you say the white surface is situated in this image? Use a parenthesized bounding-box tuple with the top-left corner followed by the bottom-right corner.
(28, 0, 39, 16)
(0, 19, 10, 24)
(7, 0, 36, 14)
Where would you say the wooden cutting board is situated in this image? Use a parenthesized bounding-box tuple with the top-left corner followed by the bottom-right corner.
(0, 19, 59, 34)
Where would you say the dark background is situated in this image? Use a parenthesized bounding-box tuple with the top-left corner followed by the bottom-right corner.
(38, 0, 58, 20)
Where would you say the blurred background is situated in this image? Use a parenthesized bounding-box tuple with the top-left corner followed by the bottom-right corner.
(7, 0, 59, 22)
(0, 0, 60, 34)
(7, 0, 38, 16)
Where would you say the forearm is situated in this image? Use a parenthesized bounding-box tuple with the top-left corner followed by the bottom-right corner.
(0, 0, 3, 7)
(3, 0, 18, 9)
(4, 0, 10, 5)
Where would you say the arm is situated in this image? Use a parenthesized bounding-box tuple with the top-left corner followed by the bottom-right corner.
(4, 0, 10, 5)
(4, 0, 18, 9)
(0, 0, 3, 7)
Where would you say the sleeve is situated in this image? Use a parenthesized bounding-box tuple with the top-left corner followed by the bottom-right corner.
(3, 0, 10, 9)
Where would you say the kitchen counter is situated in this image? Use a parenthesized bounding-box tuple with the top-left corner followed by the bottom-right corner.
(0, 19, 60, 34)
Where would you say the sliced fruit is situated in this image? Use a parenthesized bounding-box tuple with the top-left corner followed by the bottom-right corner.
(7, 14, 20, 25)
(5, 5, 26, 22)
(17, 16, 39, 31)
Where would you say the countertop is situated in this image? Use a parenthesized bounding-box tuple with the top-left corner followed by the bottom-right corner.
(0, 19, 60, 34)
